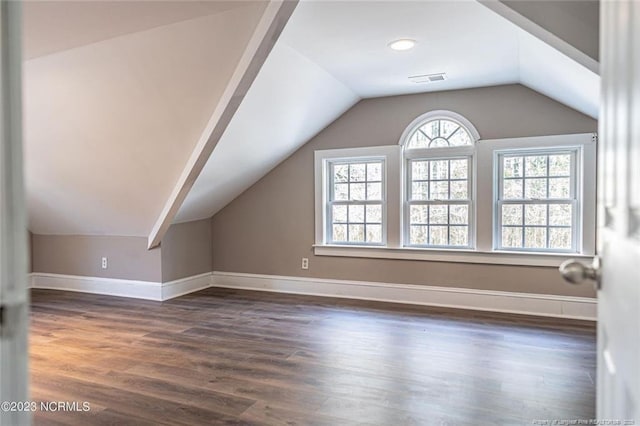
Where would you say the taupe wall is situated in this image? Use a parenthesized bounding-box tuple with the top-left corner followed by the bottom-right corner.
(161, 219, 212, 282)
(32, 234, 162, 282)
(211, 84, 598, 298)
(502, 0, 599, 61)
(31, 219, 212, 283)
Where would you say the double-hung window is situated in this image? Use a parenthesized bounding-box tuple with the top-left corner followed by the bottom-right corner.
(403, 114, 478, 248)
(315, 145, 399, 248)
(496, 149, 579, 252)
(328, 159, 385, 245)
(314, 109, 595, 266)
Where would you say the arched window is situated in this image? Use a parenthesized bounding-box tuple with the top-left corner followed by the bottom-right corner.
(401, 111, 479, 248)
(406, 118, 473, 149)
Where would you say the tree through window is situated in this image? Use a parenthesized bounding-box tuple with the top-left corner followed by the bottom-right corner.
(497, 150, 578, 252)
(407, 118, 473, 149)
(403, 112, 478, 248)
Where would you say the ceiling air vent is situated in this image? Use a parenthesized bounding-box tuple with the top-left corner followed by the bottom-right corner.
(408, 73, 447, 83)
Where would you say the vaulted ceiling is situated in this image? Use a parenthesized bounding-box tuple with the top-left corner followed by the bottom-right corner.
(22, 0, 600, 241)
(23, 1, 269, 235)
(23, 1, 251, 60)
(175, 0, 599, 224)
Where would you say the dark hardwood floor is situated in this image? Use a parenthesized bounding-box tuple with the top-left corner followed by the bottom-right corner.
(29, 287, 596, 425)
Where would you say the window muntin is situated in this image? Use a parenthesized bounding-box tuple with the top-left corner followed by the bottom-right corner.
(406, 119, 472, 149)
(403, 113, 477, 249)
(328, 159, 385, 245)
(406, 157, 472, 247)
(496, 150, 578, 252)
(316, 133, 595, 264)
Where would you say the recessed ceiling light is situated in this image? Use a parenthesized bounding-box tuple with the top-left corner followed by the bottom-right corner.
(388, 39, 416, 51)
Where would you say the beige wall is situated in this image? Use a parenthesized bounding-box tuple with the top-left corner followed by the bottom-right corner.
(31, 219, 212, 283)
(32, 234, 162, 282)
(211, 84, 598, 298)
(161, 218, 212, 282)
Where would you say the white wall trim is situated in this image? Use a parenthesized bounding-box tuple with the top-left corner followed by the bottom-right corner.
(27, 270, 597, 320)
(212, 271, 597, 321)
(29, 272, 213, 301)
(314, 145, 401, 247)
(314, 133, 596, 265)
(161, 272, 213, 301)
(313, 244, 593, 267)
(30, 273, 163, 300)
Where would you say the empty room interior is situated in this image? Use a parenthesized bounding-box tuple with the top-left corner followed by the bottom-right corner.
(1, 0, 639, 425)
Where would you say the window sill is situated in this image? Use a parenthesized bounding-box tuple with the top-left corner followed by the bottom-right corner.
(312, 244, 593, 267)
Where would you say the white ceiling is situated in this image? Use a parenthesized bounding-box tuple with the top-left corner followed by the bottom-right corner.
(24, 2, 268, 235)
(283, 0, 521, 98)
(518, 30, 600, 118)
(174, 42, 359, 223)
(174, 0, 599, 223)
(23, 1, 251, 59)
(22, 0, 600, 238)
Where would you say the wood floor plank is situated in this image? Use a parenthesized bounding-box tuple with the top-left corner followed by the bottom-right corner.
(29, 287, 596, 425)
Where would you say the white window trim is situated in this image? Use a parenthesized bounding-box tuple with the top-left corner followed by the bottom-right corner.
(314, 146, 401, 247)
(400, 110, 479, 250)
(480, 133, 597, 257)
(398, 110, 481, 145)
(313, 244, 594, 267)
(314, 133, 596, 267)
(326, 158, 387, 246)
(402, 149, 476, 249)
(494, 147, 580, 253)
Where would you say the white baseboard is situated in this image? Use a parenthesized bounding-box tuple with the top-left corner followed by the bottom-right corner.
(29, 272, 213, 301)
(212, 271, 597, 321)
(161, 273, 213, 300)
(28, 271, 597, 320)
(30, 273, 164, 300)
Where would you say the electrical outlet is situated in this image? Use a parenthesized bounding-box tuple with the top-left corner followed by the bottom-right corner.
(101, 257, 108, 269)
(301, 258, 309, 270)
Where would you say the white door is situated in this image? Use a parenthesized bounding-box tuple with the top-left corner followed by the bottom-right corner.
(561, 0, 640, 423)
(0, 1, 30, 425)
(597, 0, 640, 421)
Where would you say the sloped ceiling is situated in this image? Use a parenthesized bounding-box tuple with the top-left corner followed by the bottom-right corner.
(502, 0, 599, 61)
(518, 30, 599, 118)
(23, 0, 599, 238)
(174, 0, 599, 224)
(23, 1, 248, 60)
(174, 42, 359, 222)
(24, 1, 268, 235)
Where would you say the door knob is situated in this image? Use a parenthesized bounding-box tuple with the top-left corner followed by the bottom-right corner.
(559, 256, 601, 288)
